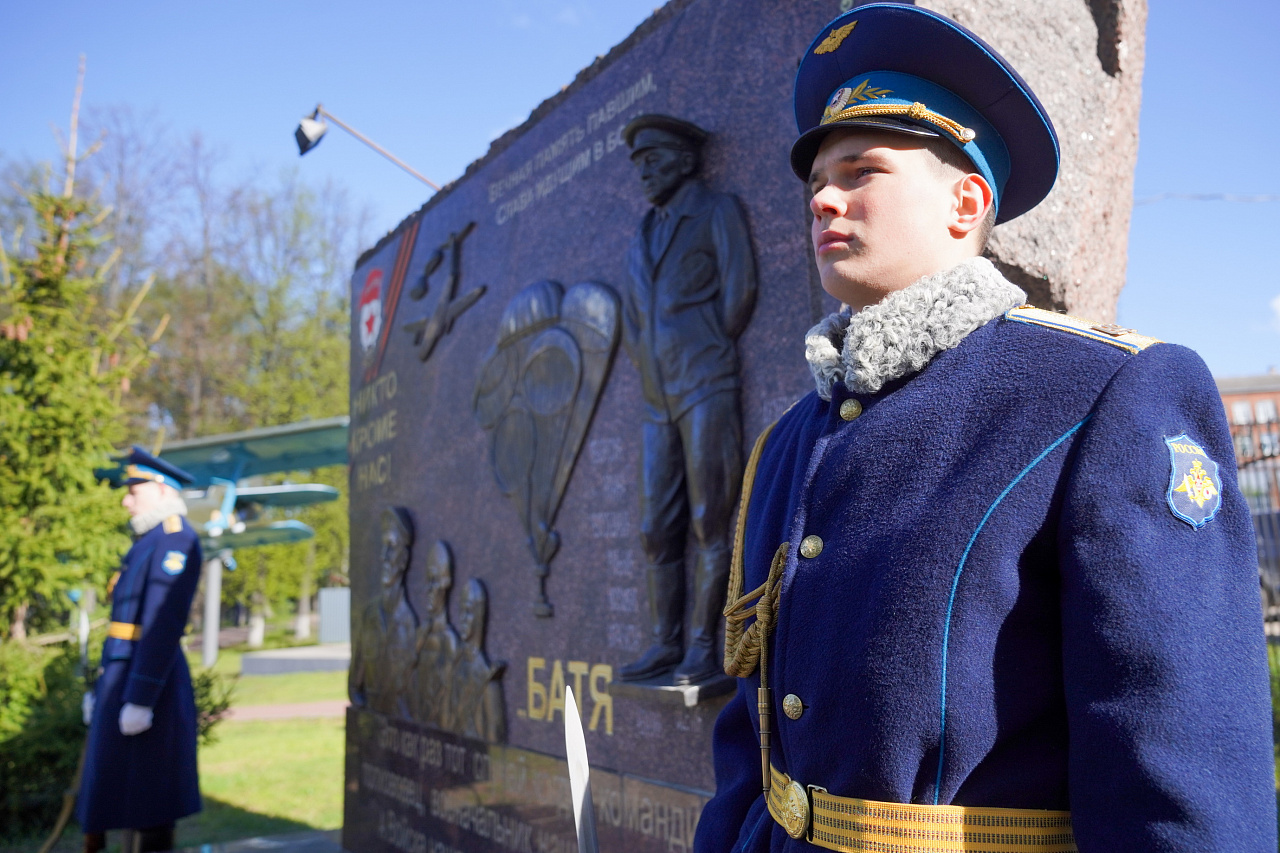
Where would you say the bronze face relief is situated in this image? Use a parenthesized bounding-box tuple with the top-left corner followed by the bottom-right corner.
(351, 511, 507, 742)
(473, 280, 621, 617)
(616, 115, 758, 686)
(412, 541, 507, 741)
(350, 507, 420, 718)
(413, 540, 461, 728)
(451, 578, 507, 743)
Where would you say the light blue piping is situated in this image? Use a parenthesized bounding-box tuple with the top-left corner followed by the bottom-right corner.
(931, 414, 1093, 804)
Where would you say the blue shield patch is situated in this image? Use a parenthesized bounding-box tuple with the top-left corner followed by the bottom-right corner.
(1164, 434, 1222, 529)
(162, 550, 187, 575)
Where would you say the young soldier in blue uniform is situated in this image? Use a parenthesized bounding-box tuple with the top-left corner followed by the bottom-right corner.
(79, 448, 203, 853)
(698, 5, 1276, 852)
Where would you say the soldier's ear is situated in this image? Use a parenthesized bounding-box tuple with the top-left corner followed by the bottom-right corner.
(949, 172, 994, 241)
(680, 150, 698, 176)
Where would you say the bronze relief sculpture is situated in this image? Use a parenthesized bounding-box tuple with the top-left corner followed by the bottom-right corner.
(352, 515, 507, 743)
(402, 221, 488, 363)
(616, 115, 758, 686)
(412, 540, 461, 728)
(450, 579, 507, 743)
(349, 507, 419, 717)
(473, 280, 621, 616)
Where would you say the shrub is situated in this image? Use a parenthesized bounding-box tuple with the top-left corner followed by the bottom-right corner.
(0, 642, 84, 837)
(193, 666, 236, 746)
(0, 641, 234, 839)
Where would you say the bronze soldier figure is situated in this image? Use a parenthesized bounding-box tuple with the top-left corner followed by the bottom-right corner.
(617, 115, 757, 685)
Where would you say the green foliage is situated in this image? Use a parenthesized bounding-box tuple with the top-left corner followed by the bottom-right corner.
(1269, 643, 1280, 742)
(2, 120, 361, 639)
(0, 642, 83, 836)
(175, 177, 356, 623)
(0, 638, 236, 839)
(192, 666, 236, 746)
(0, 176, 153, 637)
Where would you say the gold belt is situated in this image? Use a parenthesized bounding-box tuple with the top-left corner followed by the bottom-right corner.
(767, 765, 1077, 852)
(108, 621, 142, 641)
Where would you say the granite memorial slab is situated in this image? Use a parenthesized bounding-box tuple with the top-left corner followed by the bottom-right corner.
(343, 1, 1145, 849)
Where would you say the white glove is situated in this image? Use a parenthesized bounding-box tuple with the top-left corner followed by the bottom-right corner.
(119, 702, 154, 735)
(82, 691, 95, 726)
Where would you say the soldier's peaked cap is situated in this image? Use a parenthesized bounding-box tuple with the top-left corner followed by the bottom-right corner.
(624, 114, 709, 152)
(792, 3, 1059, 223)
(108, 446, 195, 490)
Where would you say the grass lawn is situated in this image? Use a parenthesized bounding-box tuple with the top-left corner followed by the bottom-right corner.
(231, 670, 348, 706)
(2, 718, 346, 853)
(175, 717, 346, 848)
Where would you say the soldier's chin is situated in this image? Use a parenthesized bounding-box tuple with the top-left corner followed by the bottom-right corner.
(644, 187, 673, 205)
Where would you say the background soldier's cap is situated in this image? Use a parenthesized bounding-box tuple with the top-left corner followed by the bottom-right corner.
(791, 2, 1059, 224)
(624, 114, 710, 154)
(100, 446, 196, 490)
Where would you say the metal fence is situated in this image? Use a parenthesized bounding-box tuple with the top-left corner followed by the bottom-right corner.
(1230, 423, 1280, 609)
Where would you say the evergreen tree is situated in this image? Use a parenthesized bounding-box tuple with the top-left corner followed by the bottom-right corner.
(0, 64, 161, 640)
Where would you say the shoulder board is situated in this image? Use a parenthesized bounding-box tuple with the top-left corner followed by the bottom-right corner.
(163, 515, 184, 534)
(1004, 305, 1161, 354)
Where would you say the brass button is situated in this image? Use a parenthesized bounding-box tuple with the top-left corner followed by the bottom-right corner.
(783, 693, 804, 720)
(799, 535, 823, 558)
(839, 398, 862, 421)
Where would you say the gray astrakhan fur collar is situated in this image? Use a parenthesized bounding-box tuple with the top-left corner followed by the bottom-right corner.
(129, 493, 188, 536)
(805, 256, 1026, 399)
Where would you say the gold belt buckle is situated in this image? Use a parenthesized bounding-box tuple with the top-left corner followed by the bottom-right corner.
(778, 780, 829, 841)
(779, 780, 808, 839)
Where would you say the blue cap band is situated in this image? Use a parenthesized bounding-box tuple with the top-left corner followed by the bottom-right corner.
(816, 71, 1011, 215)
(124, 464, 176, 489)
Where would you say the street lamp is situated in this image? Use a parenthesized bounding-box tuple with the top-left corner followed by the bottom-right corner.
(295, 104, 441, 191)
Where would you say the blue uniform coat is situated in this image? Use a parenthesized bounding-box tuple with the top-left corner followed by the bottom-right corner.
(696, 315, 1276, 851)
(77, 516, 203, 833)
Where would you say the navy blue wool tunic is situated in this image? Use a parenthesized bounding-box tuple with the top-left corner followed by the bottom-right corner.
(77, 516, 203, 833)
(696, 313, 1275, 851)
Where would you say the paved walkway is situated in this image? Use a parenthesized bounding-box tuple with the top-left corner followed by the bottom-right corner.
(186, 625, 252, 651)
(241, 643, 350, 675)
(225, 700, 349, 721)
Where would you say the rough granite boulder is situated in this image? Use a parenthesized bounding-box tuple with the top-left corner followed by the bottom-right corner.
(918, 0, 1148, 320)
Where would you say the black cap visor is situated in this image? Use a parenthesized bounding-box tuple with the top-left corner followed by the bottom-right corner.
(791, 118, 941, 182)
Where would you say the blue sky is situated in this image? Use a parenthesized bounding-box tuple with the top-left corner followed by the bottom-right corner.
(2, 0, 1277, 378)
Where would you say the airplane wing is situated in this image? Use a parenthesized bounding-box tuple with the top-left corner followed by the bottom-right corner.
(159, 416, 349, 486)
(202, 519, 315, 551)
(235, 484, 341, 508)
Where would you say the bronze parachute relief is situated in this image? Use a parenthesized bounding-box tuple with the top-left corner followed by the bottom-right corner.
(472, 280, 622, 617)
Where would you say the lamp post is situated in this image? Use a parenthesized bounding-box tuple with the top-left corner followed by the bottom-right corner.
(295, 104, 441, 191)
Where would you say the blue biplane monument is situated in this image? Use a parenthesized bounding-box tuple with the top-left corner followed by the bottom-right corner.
(156, 416, 349, 666)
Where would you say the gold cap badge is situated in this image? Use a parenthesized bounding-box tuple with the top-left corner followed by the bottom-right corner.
(814, 21, 857, 54)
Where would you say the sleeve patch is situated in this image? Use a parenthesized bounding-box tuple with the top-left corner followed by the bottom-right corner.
(162, 550, 188, 575)
(1165, 434, 1222, 528)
